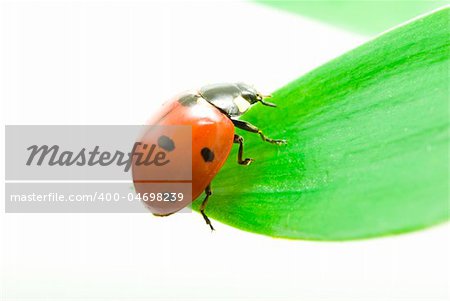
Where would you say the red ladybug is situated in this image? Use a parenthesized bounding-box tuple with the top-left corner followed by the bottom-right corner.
(133, 83, 286, 230)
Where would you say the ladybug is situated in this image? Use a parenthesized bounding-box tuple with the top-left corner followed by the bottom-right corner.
(133, 83, 286, 230)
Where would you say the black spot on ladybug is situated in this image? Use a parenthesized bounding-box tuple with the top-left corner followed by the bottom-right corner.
(201, 147, 214, 162)
(158, 135, 175, 152)
(178, 94, 198, 107)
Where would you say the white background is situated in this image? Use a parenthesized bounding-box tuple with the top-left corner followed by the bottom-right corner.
(1, 1, 449, 300)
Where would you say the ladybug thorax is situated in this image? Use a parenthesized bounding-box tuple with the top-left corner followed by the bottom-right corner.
(199, 83, 260, 117)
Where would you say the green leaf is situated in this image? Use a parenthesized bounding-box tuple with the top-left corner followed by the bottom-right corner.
(256, 0, 448, 35)
(192, 8, 450, 240)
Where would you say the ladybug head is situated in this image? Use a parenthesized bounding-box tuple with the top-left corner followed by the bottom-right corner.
(235, 83, 276, 108)
(199, 82, 276, 117)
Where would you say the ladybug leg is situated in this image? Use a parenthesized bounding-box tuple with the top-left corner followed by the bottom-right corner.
(200, 184, 215, 231)
(231, 119, 287, 145)
(233, 134, 253, 165)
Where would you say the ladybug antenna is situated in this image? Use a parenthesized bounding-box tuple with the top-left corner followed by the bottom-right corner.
(259, 94, 277, 107)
